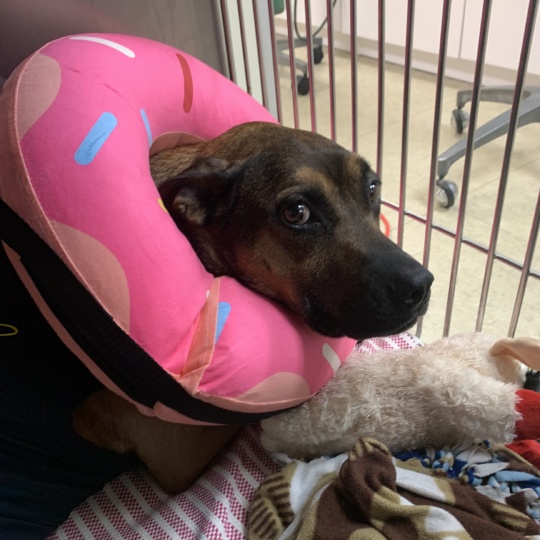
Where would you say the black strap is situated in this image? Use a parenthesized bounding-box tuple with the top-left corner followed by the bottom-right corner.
(0, 198, 284, 424)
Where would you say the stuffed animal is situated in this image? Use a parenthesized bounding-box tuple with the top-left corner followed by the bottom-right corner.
(260, 332, 540, 466)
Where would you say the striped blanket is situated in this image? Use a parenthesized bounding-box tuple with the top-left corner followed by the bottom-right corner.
(248, 438, 540, 539)
(47, 426, 279, 539)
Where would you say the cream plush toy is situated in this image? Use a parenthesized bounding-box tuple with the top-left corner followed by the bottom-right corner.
(260, 333, 540, 461)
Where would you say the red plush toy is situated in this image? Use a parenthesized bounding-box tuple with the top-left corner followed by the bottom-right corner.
(508, 389, 540, 468)
(492, 338, 540, 468)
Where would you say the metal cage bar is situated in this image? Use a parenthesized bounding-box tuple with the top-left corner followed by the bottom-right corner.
(350, 0, 358, 153)
(417, 0, 452, 338)
(376, 0, 385, 178)
(251, 0, 269, 110)
(266, 0, 283, 123)
(304, 0, 317, 132)
(237, 0, 253, 95)
(509, 190, 540, 335)
(285, 0, 300, 129)
(219, 0, 237, 83)
(326, 0, 337, 141)
(443, 0, 493, 337)
(397, 0, 415, 248)
(475, 0, 539, 332)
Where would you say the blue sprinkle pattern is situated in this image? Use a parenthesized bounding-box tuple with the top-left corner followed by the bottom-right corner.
(215, 302, 231, 344)
(140, 108, 152, 146)
(74, 112, 118, 165)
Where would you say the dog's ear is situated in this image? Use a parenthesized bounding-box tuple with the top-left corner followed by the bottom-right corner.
(158, 157, 241, 226)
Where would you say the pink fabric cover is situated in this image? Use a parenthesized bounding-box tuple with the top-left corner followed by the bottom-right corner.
(0, 34, 355, 422)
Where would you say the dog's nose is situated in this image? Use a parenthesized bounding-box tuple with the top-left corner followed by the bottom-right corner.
(390, 267, 434, 308)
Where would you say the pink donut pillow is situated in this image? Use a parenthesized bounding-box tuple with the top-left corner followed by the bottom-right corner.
(0, 34, 355, 425)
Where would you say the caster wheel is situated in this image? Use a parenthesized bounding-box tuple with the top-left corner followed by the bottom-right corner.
(451, 108, 469, 134)
(297, 74, 310, 96)
(313, 45, 324, 64)
(435, 179, 458, 208)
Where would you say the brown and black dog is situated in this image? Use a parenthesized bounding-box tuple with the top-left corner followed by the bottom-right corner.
(73, 121, 433, 493)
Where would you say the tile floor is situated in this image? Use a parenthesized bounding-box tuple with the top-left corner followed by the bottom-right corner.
(276, 48, 539, 344)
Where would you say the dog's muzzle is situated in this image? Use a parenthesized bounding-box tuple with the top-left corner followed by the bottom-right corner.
(302, 253, 434, 341)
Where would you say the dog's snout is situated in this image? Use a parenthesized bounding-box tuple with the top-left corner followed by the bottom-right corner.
(390, 267, 434, 308)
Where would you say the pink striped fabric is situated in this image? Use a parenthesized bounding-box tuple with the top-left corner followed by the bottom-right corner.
(49, 333, 419, 539)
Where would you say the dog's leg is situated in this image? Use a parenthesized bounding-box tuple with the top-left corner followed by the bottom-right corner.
(73, 389, 241, 493)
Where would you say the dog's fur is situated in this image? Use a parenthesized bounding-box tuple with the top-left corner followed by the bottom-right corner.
(73, 122, 433, 493)
(260, 332, 528, 458)
(150, 122, 433, 340)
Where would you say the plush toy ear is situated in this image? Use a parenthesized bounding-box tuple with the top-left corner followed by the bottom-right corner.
(158, 157, 242, 227)
(490, 337, 540, 370)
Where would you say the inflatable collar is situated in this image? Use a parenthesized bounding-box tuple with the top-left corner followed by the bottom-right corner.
(0, 34, 355, 424)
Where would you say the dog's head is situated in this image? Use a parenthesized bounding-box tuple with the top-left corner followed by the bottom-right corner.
(151, 122, 433, 341)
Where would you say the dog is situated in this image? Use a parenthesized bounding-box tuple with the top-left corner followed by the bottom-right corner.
(73, 121, 434, 494)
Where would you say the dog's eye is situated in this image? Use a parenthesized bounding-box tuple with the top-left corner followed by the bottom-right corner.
(370, 179, 382, 203)
(282, 202, 311, 225)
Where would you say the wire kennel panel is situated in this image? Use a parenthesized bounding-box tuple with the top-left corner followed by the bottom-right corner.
(220, 0, 540, 344)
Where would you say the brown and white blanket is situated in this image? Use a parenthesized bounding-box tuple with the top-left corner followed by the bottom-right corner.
(248, 438, 540, 539)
